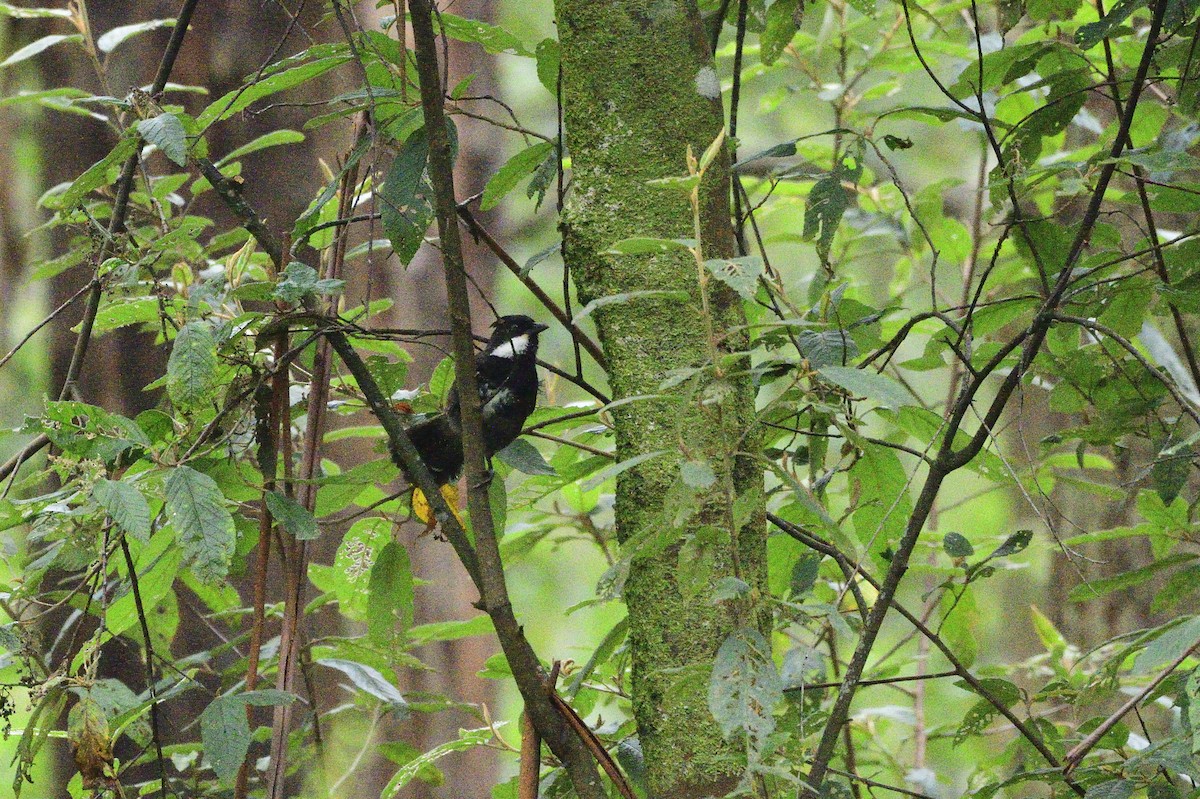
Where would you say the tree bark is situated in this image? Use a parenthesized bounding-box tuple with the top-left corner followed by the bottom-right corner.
(555, 2, 767, 795)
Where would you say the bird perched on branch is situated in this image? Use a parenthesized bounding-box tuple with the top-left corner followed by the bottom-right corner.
(405, 314, 549, 485)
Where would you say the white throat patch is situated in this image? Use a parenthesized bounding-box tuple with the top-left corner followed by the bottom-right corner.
(491, 333, 529, 359)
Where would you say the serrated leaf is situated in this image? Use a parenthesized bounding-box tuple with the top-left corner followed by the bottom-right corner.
(96, 19, 175, 53)
(819, 366, 911, 409)
(369, 542, 413, 644)
(167, 322, 218, 410)
(165, 466, 236, 583)
(943, 532, 974, 558)
(137, 112, 188, 166)
(482, 140, 555, 210)
(708, 627, 782, 748)
(201, 690, 294, 782)
(93, 479, 151, 544)
(704, 256, 764, 300)
(495, 438, 557, 476)
(264, 491, 318, 540)
(1085, 781, 1136, 799)
(1076, 0, 1143, 48)
(316, 658, 408, 711)
(0, 34, 82, 68)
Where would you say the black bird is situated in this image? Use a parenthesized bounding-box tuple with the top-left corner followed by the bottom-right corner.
(405, 315, 549, 485)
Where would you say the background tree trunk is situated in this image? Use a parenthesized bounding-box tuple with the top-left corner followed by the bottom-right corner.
(555, 2, 767, 795)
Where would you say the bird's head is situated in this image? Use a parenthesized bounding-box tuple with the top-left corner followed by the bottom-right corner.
(485, 315, 549, 359)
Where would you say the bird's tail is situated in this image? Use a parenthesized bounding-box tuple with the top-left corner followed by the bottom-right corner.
(402, 414, 463, 485)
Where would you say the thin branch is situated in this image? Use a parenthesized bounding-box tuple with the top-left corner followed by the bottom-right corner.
(409, 6, 608, 797)
(455, 201, 609, 371)
(1063, 634, 1200, 774)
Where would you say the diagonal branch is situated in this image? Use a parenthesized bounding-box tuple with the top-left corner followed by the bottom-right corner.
(408, 2, 607, 797)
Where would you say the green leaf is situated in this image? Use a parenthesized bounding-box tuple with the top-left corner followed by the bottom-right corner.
(434, 13, 532, 56)
(1030, 605, 1069, 658)
(581, 450, 670, 492)
(217, 129, 304, 165)
(943, 532, 974, 558)
(407, 614, 494, 645)
(605, 237, 695, 255)
(369, 542, 414, 644)
(49, 135, 138, 210)
(165, 466, 237, 583)
(762, 0, 802, 65)
(93, 479, 151, 544)
(381, 727, 497, 798)
(987, 529, 1033, 560)
(0, 4, 73, 18)
(316, 658, 408, 711)
(272, 261, 344, 303)
(264, 491, 319, 540)
(572, 290, 690, 323)
(1134, 615, 1200, 674)
(1077, 0, 1144, 48)
(201, 690, 295, 782)
(196, 55, 352, 128)
(1085, 781, 1136, 799)
(819, 366, 911, 409)
(803, 155, 863, 263)
(381, 127, 435, 265)
(137, 112, 188, 166)
(166, 322, 218, 411)
(96, 19, 175, 53)
(1068, 554, 1197, 602)
(293, 134, 370, 244)
(704, 256, 764, 301)
(481, 140, 555, 210)
(495, 439, 557, 476)
(708, 627, 782, 748)
(0, 34, 82, 68)
(535, 38, 560, 93)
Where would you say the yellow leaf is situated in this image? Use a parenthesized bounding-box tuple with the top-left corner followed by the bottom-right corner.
(412, 484, 463, 528)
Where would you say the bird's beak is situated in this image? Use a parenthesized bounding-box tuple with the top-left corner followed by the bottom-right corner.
(533, 323, 550, 333)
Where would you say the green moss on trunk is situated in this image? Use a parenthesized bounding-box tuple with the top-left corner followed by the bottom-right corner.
(555, 2, 768, 795)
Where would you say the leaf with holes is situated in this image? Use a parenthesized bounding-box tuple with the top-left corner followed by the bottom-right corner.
(381, 128, 434, 265)
(708, 627, 782, 749)
(704, 256, 763, 301)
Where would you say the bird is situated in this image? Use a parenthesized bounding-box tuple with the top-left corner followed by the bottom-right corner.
(403, 314, 549, 485)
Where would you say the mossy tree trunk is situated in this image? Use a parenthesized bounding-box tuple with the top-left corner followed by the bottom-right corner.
(556, 2, 767, 796)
